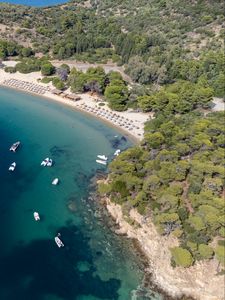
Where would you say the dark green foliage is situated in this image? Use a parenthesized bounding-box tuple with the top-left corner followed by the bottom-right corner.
(69, 66, 106, 94)
(52, 77, 65, 90)
(1, 0, 224, 268)
(103, 112, 224, 266)
(104, 83, 128, 111)
(0, 39, 22, 59)
(0, 1, 223, 95)
(4, 66, 16, 73)
(41, 77, 53, 83)
(138, 80, 214, 114)
(41, 62, 55, 76)
(20, 47, 33, 57)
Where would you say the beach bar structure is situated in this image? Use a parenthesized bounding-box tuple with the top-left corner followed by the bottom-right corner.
(52, 89, 63, 95)
(64, 93, 81, 101)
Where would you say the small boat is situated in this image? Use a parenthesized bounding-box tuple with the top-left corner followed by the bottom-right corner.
(96, 159, 107, 165)
(97, 155, 108, 161)
(33, 212, 40, 221)
(41, 158, 49, 166)
(55, 234, 64, 248)
(46, 159, 53, 167)
(41, 158, 53, 167)
(9, 162, 16, 171)
(114, 149, 121, 156)
(52, 178, 59, 185)
(9, 141, 20, 152)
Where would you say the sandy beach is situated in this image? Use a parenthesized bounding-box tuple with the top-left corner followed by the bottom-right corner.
(0, 66, 151, 142)
(1, 65, 224, 300)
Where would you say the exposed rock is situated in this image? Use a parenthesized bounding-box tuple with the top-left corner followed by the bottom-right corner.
(105, 197, 225, 300)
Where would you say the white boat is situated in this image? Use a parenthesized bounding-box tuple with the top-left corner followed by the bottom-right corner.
(9, 162, 16, 171)
(55, 234, 64, 248)
(41, 158, 53, 167)
(97, 155, 108, 161)
(96, 159, 107, 165)
(46, 159, 53, 167)
(114, 149, 121, 156)
(52, 178, 59, 185)
(9, 141, 20, 152)
(41, 158, 49, 166)
(33, 212, 40, 221)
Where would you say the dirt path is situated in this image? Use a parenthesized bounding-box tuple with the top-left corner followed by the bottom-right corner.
(51, 60, 133, 83)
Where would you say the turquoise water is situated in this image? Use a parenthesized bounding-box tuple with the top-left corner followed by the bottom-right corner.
(0, 87, 163, 300)
(1, 0, 66, 6)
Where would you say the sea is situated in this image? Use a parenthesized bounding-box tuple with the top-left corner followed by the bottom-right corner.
(0, 87, 163, 300)
(1, 0, 66, 6)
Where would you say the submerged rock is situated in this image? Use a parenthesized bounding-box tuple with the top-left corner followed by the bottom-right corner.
(76, 261, 91, 272)
(67, 198, 77, 212)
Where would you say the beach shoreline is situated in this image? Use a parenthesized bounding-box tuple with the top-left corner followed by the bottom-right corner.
(1, 68, 224, 300)
(0, 84, 139, 144)
(0, 68, 151, 143)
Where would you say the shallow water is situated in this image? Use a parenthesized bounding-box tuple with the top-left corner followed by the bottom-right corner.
(0, 87, 163, 300)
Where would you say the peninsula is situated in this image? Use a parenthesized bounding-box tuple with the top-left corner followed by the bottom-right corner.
(0, 1, 224, 299)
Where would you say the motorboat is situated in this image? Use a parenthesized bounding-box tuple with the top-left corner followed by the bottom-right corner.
(114, 149, 121, 156)
(55, 234, 64, 248)
(41, 158, 49, 166)
(41, 158, 53, 167)
(46, 159, 53, 167)
(33, 212, 40, 221)
(52, 178, 59, 185)
(96, 159, 107, 165)
(9, 162, 16, 171)
(9, 141, 20, 152)
(97, 155, 108, 161)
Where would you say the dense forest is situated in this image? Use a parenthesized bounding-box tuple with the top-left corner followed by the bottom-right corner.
(99, 112, 225, 268)
(0, 0, 224, 97)
(0, 0, 224, 268)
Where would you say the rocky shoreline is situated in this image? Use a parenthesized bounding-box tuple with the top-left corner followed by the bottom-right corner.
(89, 176, 224, 300)
(105, 198, 224, 300)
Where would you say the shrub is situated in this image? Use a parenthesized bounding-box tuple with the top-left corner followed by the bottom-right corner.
(41, 63, 55, 76)
(4, 66, 16, 73)
(41, 77, 52, 84)
(52, 77, 65, 90)
(170, 247, 194, 267)
(198, 244, 214, 259)
(215, 245, 225, 265)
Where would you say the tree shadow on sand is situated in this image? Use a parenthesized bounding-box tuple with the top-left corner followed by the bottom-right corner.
(0, 224, 121, 300)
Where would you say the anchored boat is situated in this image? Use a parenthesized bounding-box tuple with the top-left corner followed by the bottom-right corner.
(55, 234, 64, 248)
(9, 141, 20, 152)
(114, 149, 121, 156)
(9, 162, 16, 171)
(33, 212, 40, 221)
(96, 159, 107, 165)
(52, 178, 59, 185)
(97, 155, 108, 161)
(41, 158, 53, 167)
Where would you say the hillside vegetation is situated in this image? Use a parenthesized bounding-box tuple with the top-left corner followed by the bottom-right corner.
(0, 0, 224, 98)
(99, 111, 225, 268)
(0, 0, 224, 269)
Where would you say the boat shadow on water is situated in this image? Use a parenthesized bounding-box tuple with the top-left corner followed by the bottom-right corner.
(50, 145, 73, 159)
(0, 224, 121, 300)
(109, 136, 128, 149)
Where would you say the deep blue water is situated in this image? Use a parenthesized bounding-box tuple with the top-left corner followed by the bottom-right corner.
(0, 87, 163, 300)
(1, 0, 67, 7)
